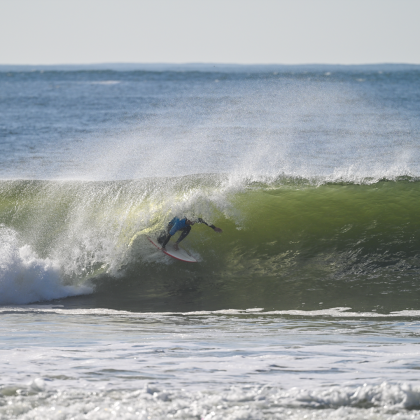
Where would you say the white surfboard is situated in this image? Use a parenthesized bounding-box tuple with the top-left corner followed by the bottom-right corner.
(147, 236, 198, 263)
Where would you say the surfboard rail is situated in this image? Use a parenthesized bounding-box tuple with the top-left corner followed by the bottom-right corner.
(147, 236, 198, 263)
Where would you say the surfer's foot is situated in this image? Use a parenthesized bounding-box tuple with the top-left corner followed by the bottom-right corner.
(174, 243, 179, 250)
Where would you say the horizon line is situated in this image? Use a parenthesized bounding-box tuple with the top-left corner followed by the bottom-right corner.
(1, 62, 420, 73)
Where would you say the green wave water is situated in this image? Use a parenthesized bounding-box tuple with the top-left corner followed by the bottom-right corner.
(1, 176, 420, 312)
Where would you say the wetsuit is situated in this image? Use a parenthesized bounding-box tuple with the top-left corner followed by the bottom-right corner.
(158, 217, 216, 249)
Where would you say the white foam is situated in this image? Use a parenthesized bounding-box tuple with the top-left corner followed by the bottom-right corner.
(2, 306, 420, 319)
(1, 382, 420, 419)
(0, 226, 92, 304)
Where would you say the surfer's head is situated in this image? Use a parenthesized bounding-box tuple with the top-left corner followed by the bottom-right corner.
(186, 219, 195, 226)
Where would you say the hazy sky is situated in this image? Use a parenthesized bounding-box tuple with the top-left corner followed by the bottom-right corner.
(1, 0, 419, 65)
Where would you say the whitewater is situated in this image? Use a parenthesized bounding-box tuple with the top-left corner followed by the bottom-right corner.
(1, 64, 420, 419)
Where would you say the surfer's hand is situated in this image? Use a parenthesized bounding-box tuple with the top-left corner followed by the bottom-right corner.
(213, 227, 223, 233)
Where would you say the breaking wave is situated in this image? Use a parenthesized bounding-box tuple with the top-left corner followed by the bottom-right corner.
(1, 174, 419, 310)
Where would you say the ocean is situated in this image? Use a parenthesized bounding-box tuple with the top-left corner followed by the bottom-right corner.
(1, 64, 420, 419)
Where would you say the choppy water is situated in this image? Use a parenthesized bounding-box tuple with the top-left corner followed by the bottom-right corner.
(1, 64, 420, 419)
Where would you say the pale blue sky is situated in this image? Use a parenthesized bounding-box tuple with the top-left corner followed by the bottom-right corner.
(1, 0, 419, 65)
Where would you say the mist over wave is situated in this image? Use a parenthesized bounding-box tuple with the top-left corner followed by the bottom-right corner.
(1, 68, 419, 181)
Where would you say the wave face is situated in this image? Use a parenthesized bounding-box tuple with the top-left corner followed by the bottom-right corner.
(1, 176, 419, 311)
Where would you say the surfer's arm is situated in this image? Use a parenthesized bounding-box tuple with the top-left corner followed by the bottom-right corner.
(197, 218, 223, 233)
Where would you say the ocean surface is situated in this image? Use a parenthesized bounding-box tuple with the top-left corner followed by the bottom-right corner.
(1, 64, 420, 419)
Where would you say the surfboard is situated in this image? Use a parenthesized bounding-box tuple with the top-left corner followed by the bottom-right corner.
(147, 236, 198, 263)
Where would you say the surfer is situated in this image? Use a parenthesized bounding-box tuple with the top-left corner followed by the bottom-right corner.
(158, 217, 222, 250)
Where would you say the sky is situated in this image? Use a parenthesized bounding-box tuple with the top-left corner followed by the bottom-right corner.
(1, 0, 419, 65)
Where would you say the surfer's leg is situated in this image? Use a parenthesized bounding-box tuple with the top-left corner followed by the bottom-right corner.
(158, 222, 174, 245)
(176, 225, 191, 244)
(157, 231, 166, 244)
(161, 234, 172, 249)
